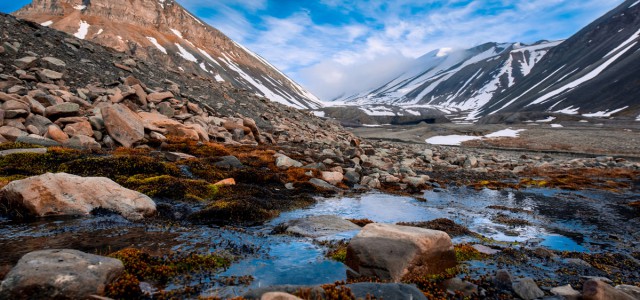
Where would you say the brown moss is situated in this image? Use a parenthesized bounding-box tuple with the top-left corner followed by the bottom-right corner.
(397, 218, 472, 236)
(491, 214, 531, 226)
(231, 147, 277, 170)
(519, 167, 638, 191)
(161, 138, 230, 157)
(106, 248, 230, 298)
(347, 218, 374, 227)
(454, 244, 488, 261)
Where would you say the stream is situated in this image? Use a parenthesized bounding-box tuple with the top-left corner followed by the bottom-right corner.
(1, 186, 639, 298)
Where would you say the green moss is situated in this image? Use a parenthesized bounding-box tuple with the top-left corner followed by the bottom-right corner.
(124, 175, 220, 201)
(0, 148, 84, 176)
(0, 142, 44, 151)
(59, 156, 181, 179)
(454, 244, 488, 261)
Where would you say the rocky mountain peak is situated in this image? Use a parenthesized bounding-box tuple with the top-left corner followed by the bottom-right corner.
(14, 0, 323, 109)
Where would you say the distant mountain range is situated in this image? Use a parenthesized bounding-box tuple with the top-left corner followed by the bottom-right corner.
(325, 0, 640, 124)
(14, 0, 323, 109)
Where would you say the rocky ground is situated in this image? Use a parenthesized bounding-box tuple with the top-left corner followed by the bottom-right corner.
(0, 12, 639, 300)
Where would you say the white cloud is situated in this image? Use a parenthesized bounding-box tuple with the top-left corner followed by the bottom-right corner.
(177, 0, 624, 101)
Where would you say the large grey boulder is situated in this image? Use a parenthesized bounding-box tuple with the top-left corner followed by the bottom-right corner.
(0, 249, 123, 300)
(278, 215, 360, 238)
(512, 277, 545, 300)
(346, 223, 456, 282)
(0, 172, 156, 220)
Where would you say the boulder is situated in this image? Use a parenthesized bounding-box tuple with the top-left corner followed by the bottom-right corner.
(309, 178, 338, 191)
(40, 57, 67, 72)
(2, 100, 29, 112)
(512, 278, 545, 300)
(346, 283, 426, 300)
(146, 91, 173, 103)
(102, 104, 145, 148)
(615, 285, 640, 299)
(321, 171, 344, 185)
(44, 103, 79, 119)
(494, 269, 513, 291)
(214, 155, 244, 169)
(25, 114, 53, 134)
(0, 249, 123, 300)
(279, 215, 360, 238)
(63, 121, 93, 137)
(45, 124, 69, 143)
(551, 284, 580, 299)
(345, 223, 456, 282)
(583, 279, 635, 300)
(261, 292, 302, 300)
(13, 56, 38, 69)
(157, 102, 175, 118)
(65, 135, 101, 151)
(444, 278, 478, 297)
(0, 172, 156, 220)
(138, 111, 199, 141)
(0, 126, 27, 141)
(275, 155, 303, 169)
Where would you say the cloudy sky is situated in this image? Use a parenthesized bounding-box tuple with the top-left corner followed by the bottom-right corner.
(1, 0, 624, 100)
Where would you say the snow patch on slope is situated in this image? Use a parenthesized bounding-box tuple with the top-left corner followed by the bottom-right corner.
(174, 43, 197, 62)
(582, 106, 629, 117)
(170, 29, 183, 39)
(40, 20, 53, 26)
(73, 5, 86, 10)
(426, 128, 526, 145)
(146, 37, 167, 54)
(74, 20, 90, 39)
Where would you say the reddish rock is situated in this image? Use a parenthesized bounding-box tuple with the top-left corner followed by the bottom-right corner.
(213, 178, 236, 186)
(63, 121, 93, 137)
(0, 172, 156, 220)
(0, 126, 27, 141)
(346, 223, 457, 282)
(146, 91, 173, 103)
(44, 103, 79, 119)
(102, 104, 145, 148)
(45, 124, 69, 143)
(138, 112, 199, 141)
(321, 171, 344, 185)
(65, 135, 101, 151)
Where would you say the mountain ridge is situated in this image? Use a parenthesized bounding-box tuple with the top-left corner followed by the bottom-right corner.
(13, 0, 323, 109)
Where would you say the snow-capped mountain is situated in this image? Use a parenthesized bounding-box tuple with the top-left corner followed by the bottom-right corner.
(334, 41, 561, 121)
(479, 0, 640, 120)
(14, 0, 322, 109)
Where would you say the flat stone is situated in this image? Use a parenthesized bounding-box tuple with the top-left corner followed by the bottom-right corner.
(38, 69, 64, 81)
(63, 121, 93, 137)
(146, 91, 173, 103)
(280, 215, 360, 238)
(165, 151, 196, 162)
(45, 102, 79, 119)
(15, 135, 60, 147)
(14, 56, 37, 69)
(0, 147, 47, 157)
(321, 171, 344, 185)
(40, 57, 66, 72)
(0, 249, 123, 300)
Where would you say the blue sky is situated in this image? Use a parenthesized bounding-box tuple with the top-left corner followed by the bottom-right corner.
(1, 0, 624, 100)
